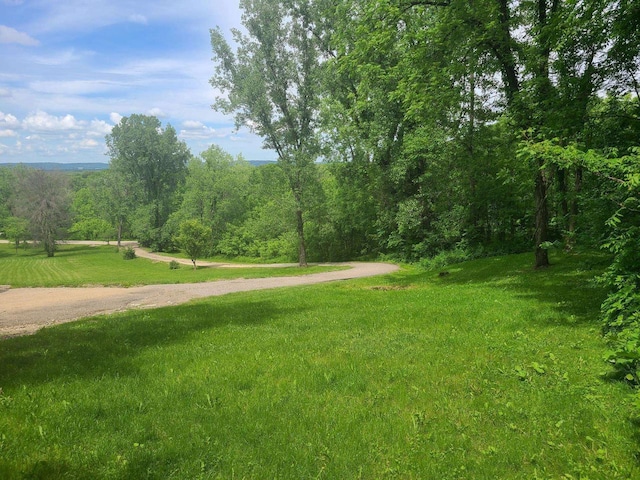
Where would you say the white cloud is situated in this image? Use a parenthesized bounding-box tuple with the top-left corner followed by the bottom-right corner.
(77, 138, 99, 148)
(128, 14, 148, 24)
(179, 120, 219, 139)
(147, 107, 167, 118)
(110, 112, 123, 124)
(183, 120, 204, 129)
(0, 87, 12, 97)
(87, 119, 113, 137)
(0, 25, 39, 46)
(0, 111, 21, 129)
(0, 129, 17, 137)
(22, 111, 83, 132)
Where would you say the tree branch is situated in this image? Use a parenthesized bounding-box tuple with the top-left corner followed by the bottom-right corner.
(400, 0, 451, 7)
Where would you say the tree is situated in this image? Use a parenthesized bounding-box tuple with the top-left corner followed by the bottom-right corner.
(3, 216, 29, 253)
(105, 114, 191, 250)
(69, 186, 115, 241)
(177, 219, 210, 269)
(0, 167, 12, 231)
(12, 169, 70, 257)
(91, 169, 133, 247)
(210, 0, 325, 266)
(216, 162, 299, 261)
(178, 145, 252, 251)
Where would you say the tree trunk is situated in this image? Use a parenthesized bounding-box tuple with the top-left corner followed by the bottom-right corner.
(557, 167, 571, 250)
(566, 166, 583, 250)
(117, 218, 123, 247)
(534, 163, 550, 268)
(296, 207, 308, 267)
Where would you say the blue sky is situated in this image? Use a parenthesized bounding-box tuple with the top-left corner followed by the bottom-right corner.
(0, 0, 276, 163)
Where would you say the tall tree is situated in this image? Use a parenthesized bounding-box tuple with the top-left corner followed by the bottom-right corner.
(12, 169, 70, 257)
(0, 167, 12, 231)
(210, 0, 324, 266)
(105, 114, 191, 250)
(177, 219, 210, 270)
(92, 169, 134, 247)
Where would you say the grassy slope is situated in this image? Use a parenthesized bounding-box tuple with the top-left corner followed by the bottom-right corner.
(0, 243, 341, 287)
(0, 251, 637, 479)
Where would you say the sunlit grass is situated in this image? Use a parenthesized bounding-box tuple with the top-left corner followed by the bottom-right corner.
(0, 243, 344, 287)
(0, 250, 637, 478)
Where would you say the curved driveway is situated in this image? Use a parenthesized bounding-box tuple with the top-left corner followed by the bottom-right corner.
(0, 245, 398, 337)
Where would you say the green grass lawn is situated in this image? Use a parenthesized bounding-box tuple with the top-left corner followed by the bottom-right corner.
(1, 250, 638, 478)
(0, 243, 342, 287)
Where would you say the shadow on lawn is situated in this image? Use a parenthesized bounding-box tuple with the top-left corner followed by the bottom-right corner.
(0, 297, 302, 389)
(398, 250, 611, 327)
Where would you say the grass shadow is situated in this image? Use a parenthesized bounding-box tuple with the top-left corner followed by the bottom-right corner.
(0, 297, 305, 390)
(391, 250, 611, 327)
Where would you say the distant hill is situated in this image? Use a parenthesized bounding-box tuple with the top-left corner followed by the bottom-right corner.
(0, 162, 109, 171)
(248, 160, 277, 167)
(0, 160, 276, 171)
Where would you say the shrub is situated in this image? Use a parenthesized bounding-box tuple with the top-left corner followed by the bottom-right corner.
(419, 242, 472, 270)
(169, 260, 180, 270)
(122, 246, 136, 260)
(597, 149, 640, 386)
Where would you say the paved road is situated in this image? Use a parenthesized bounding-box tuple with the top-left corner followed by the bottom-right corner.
(0, 243, 398, 337)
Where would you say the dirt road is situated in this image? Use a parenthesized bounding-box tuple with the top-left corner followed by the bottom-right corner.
(0, 243, 398, 337)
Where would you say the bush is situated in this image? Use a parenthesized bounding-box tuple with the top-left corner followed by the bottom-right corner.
(597, 149, 640, 386)
(122, 246, 136, 260)
(419, 243, 472, 270)
(169, 260, 180, 270)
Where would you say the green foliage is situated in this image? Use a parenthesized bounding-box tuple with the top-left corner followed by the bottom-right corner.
(177, 219, 210, 269)
(11, 169, 71, 257)
(0, 167, 12, 226)
(122, 246, 137, 260)
(210, 0, 325, 265)
(105, 114, 191, 250)
(597, 149, 640, 386)
(169, 260, 180, 270)
(69, 218, 114, 242)
(176, 146, 252, 253)
(419, 241, 472, 270)
(68, 186, 115, 241)
(2, 216, 29, 252)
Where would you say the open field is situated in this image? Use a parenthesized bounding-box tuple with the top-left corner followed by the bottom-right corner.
(0, 243, 345, 288)
(1, 250, 638, 478)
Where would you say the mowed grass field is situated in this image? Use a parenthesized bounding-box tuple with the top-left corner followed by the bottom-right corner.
(0, 243, 342, 287)
(1, 249, 638, 478)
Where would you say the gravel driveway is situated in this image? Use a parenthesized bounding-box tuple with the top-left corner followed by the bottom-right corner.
(0, 244, 398, 337)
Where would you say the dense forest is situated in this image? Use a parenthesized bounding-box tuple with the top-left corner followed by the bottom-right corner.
(1, 0, 639, 380)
